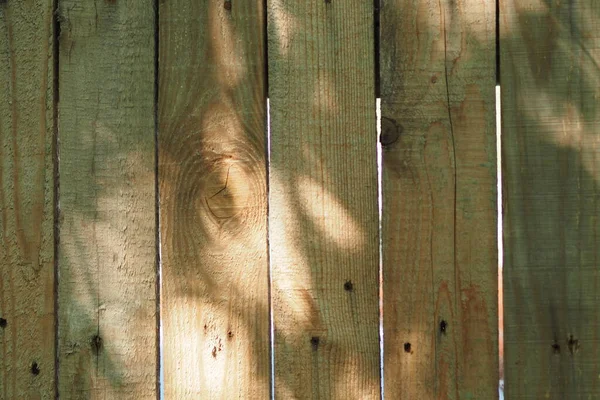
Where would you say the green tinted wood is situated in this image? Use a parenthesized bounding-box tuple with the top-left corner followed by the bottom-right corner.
(0, 1, 55, 398)
(381, 0, 498, 398)
(501, 0, 600, 398)
(268, 2, 380, 398)
(57, 1, 157, 397)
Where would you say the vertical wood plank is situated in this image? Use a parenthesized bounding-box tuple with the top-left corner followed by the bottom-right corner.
(57, 1, 157, 398)
(381, 0, 498, 398)
(158, 1, 269, 398)
(0, 1, 55, 398)
(501, 0, 600, 398)
(268, 2, 380, 398)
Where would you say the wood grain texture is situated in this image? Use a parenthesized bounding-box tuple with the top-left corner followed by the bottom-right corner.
(268, 2, 380, 398)
(380, 0, 498, 398)
(57, 1, 157, 398)
(0, 1, 55, 398)
(501, 0, 600, 398)
(158, 1, 269, 398)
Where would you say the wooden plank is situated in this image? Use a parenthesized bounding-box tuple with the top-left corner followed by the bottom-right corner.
(268, 2, 380, 398)
(0, 1, 55, 398)
(380, 0, 498, 398)
(57, 1, 157, 398)
(501, 0, 600, 398)
(158, 1, 269, 398)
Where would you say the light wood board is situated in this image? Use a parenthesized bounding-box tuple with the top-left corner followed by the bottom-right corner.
(268, 1, 381, 398)
(158, 1, 270, 398)
(381, 0, 498, 398)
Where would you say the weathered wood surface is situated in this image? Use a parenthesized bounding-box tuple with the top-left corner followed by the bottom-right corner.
(380, 0, 498, 398)
(0, 1, 55, 398)
(158, 1, 269, 398)
(501, 0, 600, 398)
(268, 2, 380, 398)
(57, 1, 157, 398)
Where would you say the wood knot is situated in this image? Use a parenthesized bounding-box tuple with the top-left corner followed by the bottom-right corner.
(204, 163, 249, 222)
(0, 318, 6, 328)
(380, 117, 402, 147)
(551, 342, 561, 354)
(224, 0, 232, 10)
(404, 342, 412, 353)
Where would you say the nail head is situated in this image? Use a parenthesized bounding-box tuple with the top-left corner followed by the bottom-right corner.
(31, 362, 40, 375)
(310, 336, 320, 349)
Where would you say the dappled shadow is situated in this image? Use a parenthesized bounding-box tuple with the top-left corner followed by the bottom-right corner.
(0, 1, 55, 398)
(3, 0, 599, 398)
(158, 0, 270, 398)
(267, 1, 381, 398)
(501, 0, 600, 398)
(55, 0, 157, 398)
(380, 0, 498, 398)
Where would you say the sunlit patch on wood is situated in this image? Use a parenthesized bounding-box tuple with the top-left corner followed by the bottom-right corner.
(296, 175, 366, 251)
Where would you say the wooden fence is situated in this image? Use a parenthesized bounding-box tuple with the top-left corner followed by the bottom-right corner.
(0, 0, 598, 399)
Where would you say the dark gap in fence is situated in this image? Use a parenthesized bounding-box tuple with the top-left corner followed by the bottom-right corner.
(496, 0, 500, 84)
(266, 109, 275, 400)
(266, 98, 275, 400)
(153, 0, 162, 398)
(494, 1, 502, 393)
(495, 82, 504, 398)
(376, 97, 384, 400)
(264, 0, 269, 98)
(52, 0, 61, 397)
(374, 2, 383, 398)
(495, 0, 502, 383)
(373, 0, 381, 97)
(264, 3, 274, 398)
